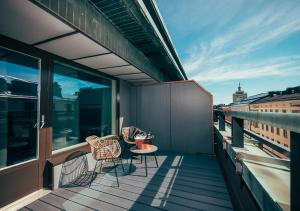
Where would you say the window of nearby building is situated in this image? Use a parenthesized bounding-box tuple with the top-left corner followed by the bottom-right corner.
(271, 126, 274, 133)
(276, 128, 280, 135)
(270, 109, 273, 112)
(277, 141, 280, 144)
(52, 62, 116, 151)
(283, 129, 288, 138)
(292, 110, 300, 113)
(282, 109, 287, 113)
(0, 46, 39, 169)
(266, 125, 269, 131)
(271, 138, 274, 141)
(284, 144, 288, 147)
(262, 124, 264, 130)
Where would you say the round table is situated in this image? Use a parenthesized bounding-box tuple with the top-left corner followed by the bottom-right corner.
(129, 145, 158, 177)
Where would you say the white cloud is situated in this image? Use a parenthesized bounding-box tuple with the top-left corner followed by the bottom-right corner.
(182, 0, 300, 82)
(191, 55, 300, 83)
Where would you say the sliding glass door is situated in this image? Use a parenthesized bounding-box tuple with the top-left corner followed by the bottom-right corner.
(0, 46, 40, 169)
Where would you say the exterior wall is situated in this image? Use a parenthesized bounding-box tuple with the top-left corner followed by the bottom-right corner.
(130, 81, 213, 154)
(250, 99, 300, 150)
(119, 80, 132, 133)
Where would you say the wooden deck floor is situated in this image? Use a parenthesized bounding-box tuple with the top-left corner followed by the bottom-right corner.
(20, 153, 234, 211)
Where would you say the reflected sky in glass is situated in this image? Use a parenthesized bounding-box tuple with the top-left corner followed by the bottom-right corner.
(54, 74, 110, 99)
(0, 61, 38, 83)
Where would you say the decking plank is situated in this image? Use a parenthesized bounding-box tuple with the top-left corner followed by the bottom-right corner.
(22, 154, 234, 211)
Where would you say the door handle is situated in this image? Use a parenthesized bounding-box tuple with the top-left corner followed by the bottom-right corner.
(40, 114, 45, 129)
(33, 115, 45, 129)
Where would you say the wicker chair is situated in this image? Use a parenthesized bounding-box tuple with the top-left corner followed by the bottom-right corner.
(121, 127, 142, 159)
(86, 135, 124, 187)
(121, 127, 153, 162)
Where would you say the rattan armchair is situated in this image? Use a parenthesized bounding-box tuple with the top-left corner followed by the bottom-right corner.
(121, 127, 154, 163)
(86, 135, 124, 187)
(121, 127, 142, 160)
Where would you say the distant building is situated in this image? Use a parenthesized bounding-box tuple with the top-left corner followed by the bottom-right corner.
(233, 83, 247, 103)
(227, 87, 300, 158)
(249, 86, 300, 155)
(226, 93, 268, 123)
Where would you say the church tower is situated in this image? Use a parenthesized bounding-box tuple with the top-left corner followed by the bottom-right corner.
(233, 82, 247, 103)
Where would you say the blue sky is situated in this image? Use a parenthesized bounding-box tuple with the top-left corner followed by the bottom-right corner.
(156, 0, 300, 104)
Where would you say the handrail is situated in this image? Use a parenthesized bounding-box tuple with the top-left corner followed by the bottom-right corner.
(215, 110, 300, 133)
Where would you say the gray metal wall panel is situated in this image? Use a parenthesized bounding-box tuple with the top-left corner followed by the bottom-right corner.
(130, 86, 137, 126)
(135, 84, 171, 151)
(119, 80, 131, 131)
(170, 82, 213, 154)
(132, 81, 213, 154)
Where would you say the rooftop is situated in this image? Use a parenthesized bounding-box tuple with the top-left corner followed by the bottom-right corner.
(253, 86, 300, 104)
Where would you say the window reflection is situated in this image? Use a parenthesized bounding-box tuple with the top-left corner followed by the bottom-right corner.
(0, 47, 39, 169)
(52, 62, 115, 151)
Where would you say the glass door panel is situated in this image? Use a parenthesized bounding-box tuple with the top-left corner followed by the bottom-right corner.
(0, 46, 40, 169)
(52, 62, 116, 151)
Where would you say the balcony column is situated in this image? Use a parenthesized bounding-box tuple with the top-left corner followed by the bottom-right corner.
(232, 117, 244, 148)
(291, 131, 300, 211)
(213, 111, 218, 122)
(218, 113, 225, 131)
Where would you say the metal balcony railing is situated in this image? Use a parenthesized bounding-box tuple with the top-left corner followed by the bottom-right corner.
(214, 109, 300, 211)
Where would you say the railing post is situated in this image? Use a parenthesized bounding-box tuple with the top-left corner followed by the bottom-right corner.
(291, 131, 300, 211)
(213, 111, 218, 122)
(218, 113, 225, 131)
(232, 117, 244, 147)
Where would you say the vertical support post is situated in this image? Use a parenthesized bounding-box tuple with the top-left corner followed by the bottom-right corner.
(232, 117, 244, 148)
(219, 113, 225, 131)
(213, 111, 218, 122)
(291, 131, 300, 211)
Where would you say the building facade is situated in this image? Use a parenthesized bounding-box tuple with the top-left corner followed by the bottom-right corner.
(233, 82, 247, 103)
(249, 87, 300, 152)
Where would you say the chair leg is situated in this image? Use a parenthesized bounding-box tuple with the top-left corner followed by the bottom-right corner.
(120, 158, 125, 172)
(154, 152, 158, 168)
(89, 160, 98, 187)
(125, 143, 130, 164)
(112, 159, 119, 187)
(99, 160, 103, 174)
(129, 154, 133, 172)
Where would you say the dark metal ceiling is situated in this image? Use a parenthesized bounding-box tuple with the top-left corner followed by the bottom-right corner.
(90, 0, 187, 81)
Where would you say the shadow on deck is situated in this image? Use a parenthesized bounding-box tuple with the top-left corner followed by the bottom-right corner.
(20, 153, 233, 211)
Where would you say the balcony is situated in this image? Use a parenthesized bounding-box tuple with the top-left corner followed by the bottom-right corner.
(5, 109, 297, 211)
(0, 1, 298, 210)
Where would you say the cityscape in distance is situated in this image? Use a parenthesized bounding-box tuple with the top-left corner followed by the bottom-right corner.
(215, 83, 300, 158)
